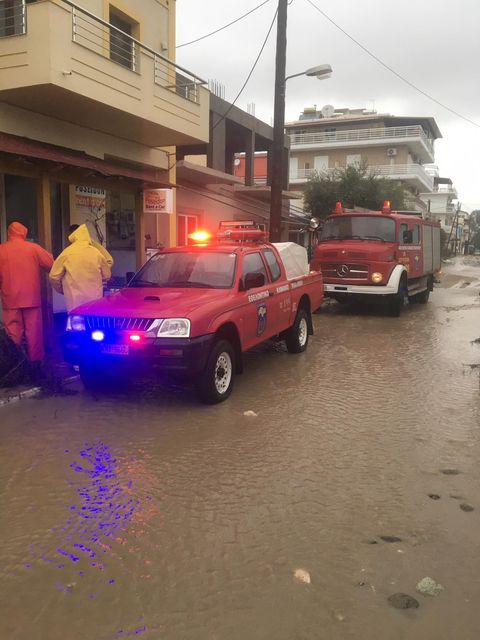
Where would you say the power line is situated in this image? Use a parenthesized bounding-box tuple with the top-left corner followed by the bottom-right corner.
(304, 0, 480, 129)
(212, 6, 278, 130)
(176, 0, 272, 48)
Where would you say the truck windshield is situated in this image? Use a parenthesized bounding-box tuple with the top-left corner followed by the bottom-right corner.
(129, 251, 237, 289)
(320, 216, 396, 242)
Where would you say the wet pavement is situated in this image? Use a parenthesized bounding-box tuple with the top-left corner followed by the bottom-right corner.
(1, 257, 480, 640)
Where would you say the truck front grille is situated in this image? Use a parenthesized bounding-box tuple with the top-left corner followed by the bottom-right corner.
(321, 263, 369, 279)
(85, 316, 154, 331)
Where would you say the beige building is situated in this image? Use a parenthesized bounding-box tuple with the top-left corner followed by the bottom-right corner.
(286, 105, 442, 214)
(0, 0, 209, 297)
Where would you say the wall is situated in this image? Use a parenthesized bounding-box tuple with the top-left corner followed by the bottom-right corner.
(291, 146, 410, 170)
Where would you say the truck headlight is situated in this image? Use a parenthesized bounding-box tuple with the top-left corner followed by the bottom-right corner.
(66, 315, 86, 331)
(157, 318, 191, 338)
(371, 272, 383, 284)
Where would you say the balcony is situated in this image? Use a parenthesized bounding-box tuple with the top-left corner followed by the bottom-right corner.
(288, 125, 435, 163)
(0, 0, 209, 147)
(289, 163, 434, 192)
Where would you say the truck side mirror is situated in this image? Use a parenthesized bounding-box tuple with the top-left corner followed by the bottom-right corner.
(244, 272, 265, 290)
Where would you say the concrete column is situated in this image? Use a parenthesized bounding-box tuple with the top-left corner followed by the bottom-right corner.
(244, 130, 255, 186)
(36, 173, 53, 354)
(135, 189, 145, 270)
(208, 114, 226, 172)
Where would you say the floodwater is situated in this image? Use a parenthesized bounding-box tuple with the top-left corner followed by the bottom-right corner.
(1, 258, 480, 640)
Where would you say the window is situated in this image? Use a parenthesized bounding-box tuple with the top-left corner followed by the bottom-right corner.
(177, 214, 198, 246)
(321, 216, 396, 242)
(346, 154, 361, 167)
(412, 224, 420, 244)
(263, 249, 281, 282)
(241, 252, 268, 289)
(399, 223, 410, 243)
(109, 8, 137, 70)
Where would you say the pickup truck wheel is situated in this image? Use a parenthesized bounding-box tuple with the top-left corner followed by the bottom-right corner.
(197, 339, 235, 404)
(285, 308, 310, 353)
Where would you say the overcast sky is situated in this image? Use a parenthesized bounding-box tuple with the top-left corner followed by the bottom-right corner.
(176, 0, 480, 212)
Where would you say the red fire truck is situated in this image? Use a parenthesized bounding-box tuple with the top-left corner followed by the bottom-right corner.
(62, 222, 323, 403)
(311, 201, 441, 316)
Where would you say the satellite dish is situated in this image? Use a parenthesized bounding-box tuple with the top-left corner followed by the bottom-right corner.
(321, 104, 335, 118)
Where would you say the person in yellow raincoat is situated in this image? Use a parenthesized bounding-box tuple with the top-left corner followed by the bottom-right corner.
(49, 224, 112, 312)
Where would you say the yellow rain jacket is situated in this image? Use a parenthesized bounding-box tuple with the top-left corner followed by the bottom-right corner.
(49, 224, 112, 312)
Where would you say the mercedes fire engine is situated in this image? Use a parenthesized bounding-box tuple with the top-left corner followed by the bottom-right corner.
(311, 201, 441, 316)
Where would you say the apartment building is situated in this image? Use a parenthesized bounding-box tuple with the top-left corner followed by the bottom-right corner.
(286, 105, 442, 214)
(0, 0, 209, 292)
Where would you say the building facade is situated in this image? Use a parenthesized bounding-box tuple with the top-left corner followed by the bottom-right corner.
(0, 0, 209, 302)
(286, 105, 442, 215)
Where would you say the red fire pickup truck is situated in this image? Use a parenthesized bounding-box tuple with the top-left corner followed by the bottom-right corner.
(311, 201, 441, 316)
(62, 223, 323, 403)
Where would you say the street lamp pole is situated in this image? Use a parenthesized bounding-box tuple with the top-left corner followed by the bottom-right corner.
(269, 0, 288, 243)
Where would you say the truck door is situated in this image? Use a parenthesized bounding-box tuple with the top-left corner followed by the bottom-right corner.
(262, 248, 292, 334)
(398, 222, 422, 277)
(239, 251, 276, 349)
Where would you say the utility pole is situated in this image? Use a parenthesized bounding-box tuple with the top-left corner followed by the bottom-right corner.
(269, 0, 288, 242)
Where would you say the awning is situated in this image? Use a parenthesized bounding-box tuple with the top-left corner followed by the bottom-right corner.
(0, 132, 172, 186)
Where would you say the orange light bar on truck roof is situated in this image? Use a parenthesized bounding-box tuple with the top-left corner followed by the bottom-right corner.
(189, 230, 212, 243)
(382, 200, 391, 214)
(334, 201, 343, 214)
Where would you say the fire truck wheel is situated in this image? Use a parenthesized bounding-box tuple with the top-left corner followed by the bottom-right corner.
(388, 277, 407, 317)
(197, 339, 235, 404)
(412, 288, 430, 304)
(285, 308, 310, 353)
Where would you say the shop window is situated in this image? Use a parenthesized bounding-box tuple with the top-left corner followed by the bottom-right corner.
(4, 175, 38, 241)
(106, 192, 135, 250)
(177, 214, 198, 246)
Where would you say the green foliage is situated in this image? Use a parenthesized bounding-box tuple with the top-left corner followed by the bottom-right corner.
(469, 210, 480, 248)
(303, 163, 406, 220)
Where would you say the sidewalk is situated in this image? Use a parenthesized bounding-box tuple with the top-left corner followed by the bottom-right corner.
(0, 313, 79, 407)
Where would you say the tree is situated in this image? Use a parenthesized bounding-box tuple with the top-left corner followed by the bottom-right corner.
(469, 210, 480, 248)
(303, 163, 406, 220)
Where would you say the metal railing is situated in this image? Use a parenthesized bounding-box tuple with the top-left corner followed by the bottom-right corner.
(290, 163, 433, 188)
(0, 0, 26, 38)
(288, 125, 434, 155)
(1, 0, 206, 103)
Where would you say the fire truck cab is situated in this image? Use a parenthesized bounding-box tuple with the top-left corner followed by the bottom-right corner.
(311, 201, 441, 316)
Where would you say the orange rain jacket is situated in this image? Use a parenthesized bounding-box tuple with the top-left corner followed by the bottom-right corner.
(49, 224, 111, 312)
(0, 222, 54, 309)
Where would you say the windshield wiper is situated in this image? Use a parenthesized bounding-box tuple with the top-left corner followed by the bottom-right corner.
(129, 279, 161, 288)
(362, 235, 386, 242)
(166, 281, 216, 288)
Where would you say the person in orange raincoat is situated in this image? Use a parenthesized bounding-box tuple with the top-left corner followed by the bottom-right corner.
(49, 224, 111, 312)
(0, 222, 54, 363)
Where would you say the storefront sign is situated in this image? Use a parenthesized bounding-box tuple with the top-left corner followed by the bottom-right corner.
(75, 186, 106, 216)
(143, 189, 173, 214)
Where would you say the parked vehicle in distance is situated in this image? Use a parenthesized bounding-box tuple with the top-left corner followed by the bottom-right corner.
(62, 221, 324, 403)
(311, 201, 441, 316)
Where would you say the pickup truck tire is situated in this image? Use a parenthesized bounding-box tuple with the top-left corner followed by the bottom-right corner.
(285, 308, 310, 353)
(197, 339, 235, 404)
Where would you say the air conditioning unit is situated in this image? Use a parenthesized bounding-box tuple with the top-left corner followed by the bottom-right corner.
(387, 148, 397, 157)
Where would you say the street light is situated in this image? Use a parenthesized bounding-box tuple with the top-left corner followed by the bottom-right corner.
(269, 0, 332, 242)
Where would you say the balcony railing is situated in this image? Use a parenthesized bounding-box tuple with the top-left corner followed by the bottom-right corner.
(1, 0, 205, 104)
(290, 163, 433, 189)
(288, 125, 434, 155)
(0, 0, 26, 37)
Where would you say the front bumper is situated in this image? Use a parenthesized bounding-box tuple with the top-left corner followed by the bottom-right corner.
(325, 282, 397, 296)
(62, 331, 215, 376)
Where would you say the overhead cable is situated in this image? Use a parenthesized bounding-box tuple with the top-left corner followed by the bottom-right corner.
(177, 0, 271, 48)
(305, 0, 480, 129)
(212, 6, 278, 129)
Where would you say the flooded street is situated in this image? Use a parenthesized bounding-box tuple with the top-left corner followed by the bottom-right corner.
(1, 258, 480, 640)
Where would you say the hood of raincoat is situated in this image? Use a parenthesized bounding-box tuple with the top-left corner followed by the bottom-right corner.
(68, 223, 92, 245)
(7, 222, 28, 240)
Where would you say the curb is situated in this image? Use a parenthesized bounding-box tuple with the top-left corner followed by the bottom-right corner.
(0, 375, 80, 408)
